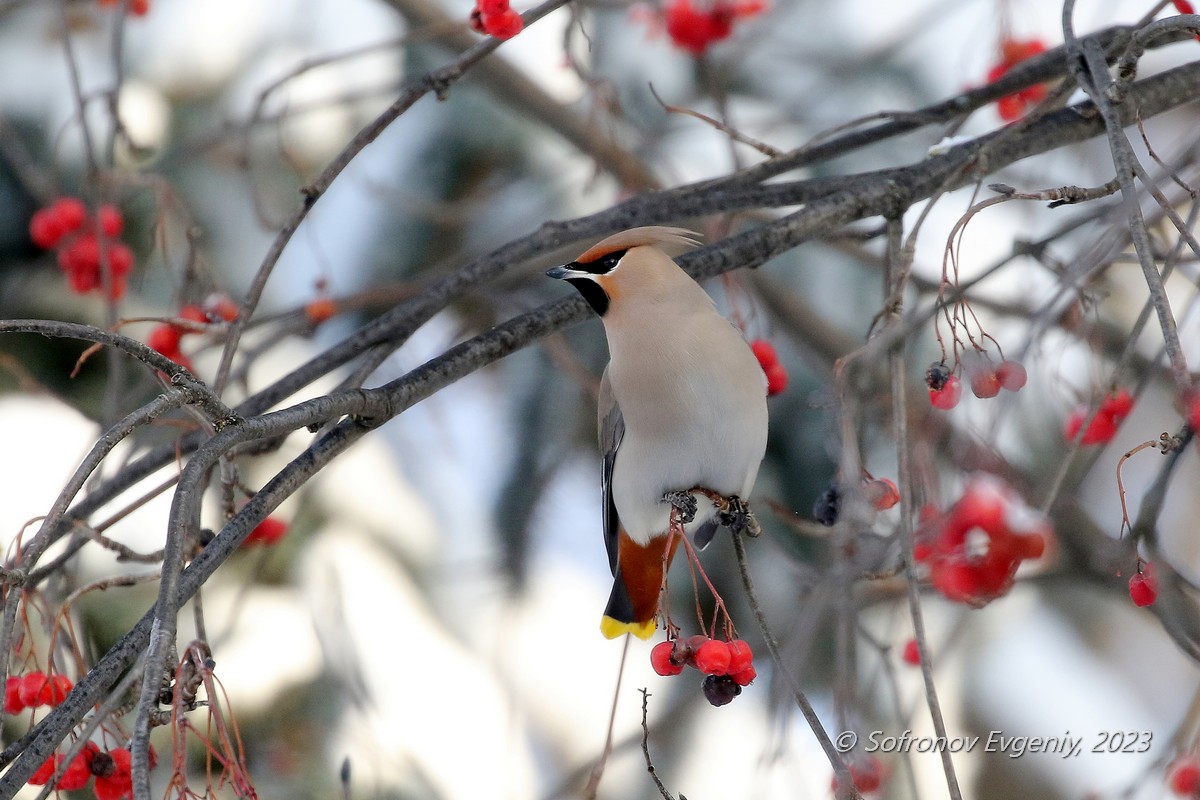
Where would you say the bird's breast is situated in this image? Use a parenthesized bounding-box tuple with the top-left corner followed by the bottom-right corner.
(604, 312, 768, 543)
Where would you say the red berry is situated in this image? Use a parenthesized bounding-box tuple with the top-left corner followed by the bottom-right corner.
(866, 478, 900, 511)
(29, 208, 65, 249)
(476, 0, 508, 15)
(98, 204, 124, 237)
(4, 676, 23, 714)
(61, 233, 101, 273)
(39, 674, 72, 706)
(1101, 388, 1134, 419)
(952, 481, 1006, 533)
(730, 664, 756, 686)
(51, 197, 87, 233)
(1013, 531, 1046, 560)
(832, 755, 884, 794)
(1000, 39, 1046, 63)
(104, 242, 134, 277)
(1064, 407, 1118, 446)
(989, 40, 1048, 122)
(726, 639, 752, 673)
(901, 638, 920, 666)
(18, 672, 47, 707)
(147, 324, 183, 356)
(764, 363, 788, 396)
(482, 7, 523, 38)
(129, 0, 150, 14)
(970, 367, 1002, 399)
(1018, 82, 1048, 105)
(29, 754, 61, 786)
(650, 641, 684, 676)
(665, 0, 733, 55)
(694, 639, 732, 675)
(304, 297, 337, 325)
(1170, 755, 1200, 795)
(58, 745, 95, 791)
(1175, 0, 1196, 13)
(244, 516, 289, 547)
(178, 304, 209, 326)
(996, 93, 1025, 121)
(995, 360, 1027, 392)
(94, 748, 133, 800)
(1129, 564, 1158, 607)
(750, 339, 778, 369)
(929, 375, 962, 410)
(204, 293, 240, 322)
(1187, 392, 1200, 431)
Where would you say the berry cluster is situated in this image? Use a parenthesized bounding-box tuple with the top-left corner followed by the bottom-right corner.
(98, 0, 150, 14)
(243, 515, 289, 547)
(661, 0, 766, 56)
(915, 474, 1049, 608)
(145, 296, 239, 373)
(812, 476, 899, 526)
(831, 754, 884, 795)
(1064, 389, 1133, 446)
(651, 635, 756, 706)
(468, 0, 523, 39)
(29, 198, 134, 301)
(968, 359, 1027, 398)
(4, 671, 72, 714)
(31, 745, 143, 800)
(986, 38, 1048, 121)
(750, 339, 788, 396)
(925, 359, 1025, 410)
(1170, 754, 1200, 797)
(1128, 562, 1158, 608)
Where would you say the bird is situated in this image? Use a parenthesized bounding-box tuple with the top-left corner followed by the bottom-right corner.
(546, 227, 769, 639)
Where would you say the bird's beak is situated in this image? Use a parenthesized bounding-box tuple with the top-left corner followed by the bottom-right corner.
(546, 264, 586, 280)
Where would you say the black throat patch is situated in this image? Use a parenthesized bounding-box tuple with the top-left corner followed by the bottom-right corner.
(567, 278, 610, 316)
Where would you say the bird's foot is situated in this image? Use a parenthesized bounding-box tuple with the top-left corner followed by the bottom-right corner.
(661, 490, 698, 524)
(717, 495, 761, 537)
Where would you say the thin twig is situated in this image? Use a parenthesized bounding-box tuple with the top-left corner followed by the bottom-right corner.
(730, 532, 851, 786)
(884, 215, 963, 800)
(638, 688, 678, 800)
(581, 635, 629, 800)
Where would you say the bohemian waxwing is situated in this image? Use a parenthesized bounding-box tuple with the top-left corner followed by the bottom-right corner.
(546, 227, 769, 639)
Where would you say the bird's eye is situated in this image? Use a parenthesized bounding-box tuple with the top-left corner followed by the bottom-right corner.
(595, 249, 626, 273)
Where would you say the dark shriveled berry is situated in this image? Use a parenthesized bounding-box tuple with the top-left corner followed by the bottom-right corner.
(702, 674, 742, 706)
(813, 483, 840, 526)
(925, 361, 951, 391)
(91, 750, 115, 778)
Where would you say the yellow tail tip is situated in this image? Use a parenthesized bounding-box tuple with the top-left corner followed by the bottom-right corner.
(600, 616, 656, 640)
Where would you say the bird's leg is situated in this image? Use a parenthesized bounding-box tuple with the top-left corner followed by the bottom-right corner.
(719, 496, 761, 537)
(689, 487, 761, 537)
(661, 490, 698, 524)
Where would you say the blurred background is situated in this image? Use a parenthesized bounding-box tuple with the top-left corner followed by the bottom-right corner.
(2, 0, 1200, 798)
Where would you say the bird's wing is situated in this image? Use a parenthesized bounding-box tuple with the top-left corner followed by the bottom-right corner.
(598, 367, 625, 577)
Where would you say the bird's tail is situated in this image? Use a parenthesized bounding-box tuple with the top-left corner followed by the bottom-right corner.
(600, 584, 656, 639)
(599, 531, 679, 639)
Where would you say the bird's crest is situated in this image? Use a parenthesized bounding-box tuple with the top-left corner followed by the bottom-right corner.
(574, 226, 702, 265)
